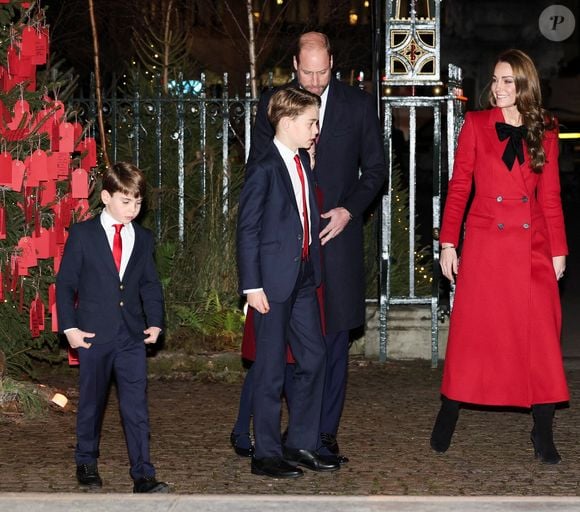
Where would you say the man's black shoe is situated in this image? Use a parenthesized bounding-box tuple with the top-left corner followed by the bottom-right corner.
(251, 457, 304, 478)
(320, 432, 350, 464)
(133, 477, 170, 493)
(283, 447, 340, 472)
(230, 431, 254, 458)
(76, 463, 103, 488)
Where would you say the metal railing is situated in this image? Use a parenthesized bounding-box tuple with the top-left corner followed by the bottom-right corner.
(72, 72, 262, 242)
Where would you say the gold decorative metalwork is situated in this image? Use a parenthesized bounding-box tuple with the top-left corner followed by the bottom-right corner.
(385, 0, 441, 85)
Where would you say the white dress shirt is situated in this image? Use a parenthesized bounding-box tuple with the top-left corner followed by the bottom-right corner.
(100, 209, 135, 281)
(319, 85, 329, 133)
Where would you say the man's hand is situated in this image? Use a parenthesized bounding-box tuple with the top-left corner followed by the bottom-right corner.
(320, 207, 351, 246)
(65, 328, 95, 349)
(144, 326, 162, 344)
(247, 290, 270, 314)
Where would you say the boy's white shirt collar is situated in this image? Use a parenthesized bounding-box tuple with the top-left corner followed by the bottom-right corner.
(273, 137, 298, 160)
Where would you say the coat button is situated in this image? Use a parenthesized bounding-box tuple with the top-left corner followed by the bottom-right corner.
(522, 196, 528, 203)
(119, 284, 124, 290)
(496, 195, 503, 202)
(119, 301, 124, 306)
(297, 234, 302, 241)
(523, 223, 530, 229)
(294, 256, 300, 262)
(497, 223, 504, 230)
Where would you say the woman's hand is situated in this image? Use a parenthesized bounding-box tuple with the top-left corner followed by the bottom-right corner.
(553, 255, 566, 281)
(440, 246, 458, 283)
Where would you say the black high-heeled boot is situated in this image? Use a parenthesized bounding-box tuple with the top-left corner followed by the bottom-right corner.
(531, 404, 561, 464)
(430, 396, 460, 453)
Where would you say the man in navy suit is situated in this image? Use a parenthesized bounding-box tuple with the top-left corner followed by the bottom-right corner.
(248, 32, 387, 462)
(237, 87, 339, 478)
(56, 162, 169, 493)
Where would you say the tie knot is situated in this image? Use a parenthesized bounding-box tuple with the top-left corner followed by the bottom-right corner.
(113, 223, 124, 234)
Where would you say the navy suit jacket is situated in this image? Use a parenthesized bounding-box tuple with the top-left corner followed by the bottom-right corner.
(249, 78, 386, 331)
(56, 216, 164, 344)
(237, 141, 321, 303)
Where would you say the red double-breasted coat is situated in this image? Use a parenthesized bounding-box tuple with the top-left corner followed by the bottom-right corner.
(440, 107, 569, 407)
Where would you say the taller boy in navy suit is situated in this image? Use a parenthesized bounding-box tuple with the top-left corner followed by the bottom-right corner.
(237, 87, 339, 478)
(56, 162, 169, 493)
(248, 32, 386, 462)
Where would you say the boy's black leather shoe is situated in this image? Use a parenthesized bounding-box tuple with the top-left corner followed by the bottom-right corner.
(133, 476, 170, 493)
(76, 463, 103, 488)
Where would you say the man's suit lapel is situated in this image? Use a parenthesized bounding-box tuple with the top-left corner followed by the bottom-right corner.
(316, 78, 343, 151)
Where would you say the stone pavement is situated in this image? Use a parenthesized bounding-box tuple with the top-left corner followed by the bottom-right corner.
(2, 494, 580, 512)
(1, 357, 580, 498)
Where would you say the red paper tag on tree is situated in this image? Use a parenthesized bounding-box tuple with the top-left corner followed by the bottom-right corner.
(33, 227, 51, 259)
(0, 207, 5, 240)
(35, 294, 45, 331)
(53, 245, 64, 274)
(51, 302, 59, 333)
(11, 160, 25, 192)
(47, 151, 70, 179)
(48, 283, 56, 309)
(31, 28, 48, 66)
(80, 137, 97, 169)
(30, 148, 49, 182)
(17, 236, 37, 271)
(68, 347, 79, 366)
(48, 225, 58, 257)
(40, 178, 57, 206)
(0, 151, 11, 185)
(21, 26, 36, 57)
(59, 122, 75, 153)
(30, 300, 40, 337)
(71, 168, 88, 198)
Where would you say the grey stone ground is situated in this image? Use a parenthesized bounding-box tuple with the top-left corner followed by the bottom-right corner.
(1, 357, 579, 498)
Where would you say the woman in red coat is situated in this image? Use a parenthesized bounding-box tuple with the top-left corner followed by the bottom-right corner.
(430, 49, 568, 464)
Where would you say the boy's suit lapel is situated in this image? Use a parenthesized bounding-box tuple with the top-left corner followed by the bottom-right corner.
(90, 216, 119, 277)
(123, 223, 143, 280)
(272, 143, 300, 217)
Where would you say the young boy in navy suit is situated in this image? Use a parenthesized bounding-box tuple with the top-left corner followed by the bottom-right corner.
(56, 162, 169, 493)
(237, 88, 339, 478)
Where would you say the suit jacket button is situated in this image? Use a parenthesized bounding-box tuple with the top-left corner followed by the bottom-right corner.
(119, 284, 124, 290)
(522, 196, 528, 203)
(497, 223, 504, 230)
(496, 195, 503, 202)
(119, 301, 124, 306)
(294, 256, 300, 262)
(523, 223, 530, 229)
(297, 234, 302, 241)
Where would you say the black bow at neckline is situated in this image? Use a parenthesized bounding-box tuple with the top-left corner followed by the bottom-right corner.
(495, 122, 527, 171)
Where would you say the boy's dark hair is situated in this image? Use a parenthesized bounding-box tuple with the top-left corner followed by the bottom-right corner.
(267, 87, 321, 129)
(102, 162, 146, 198)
